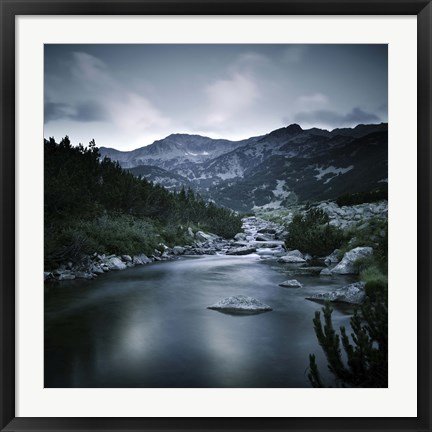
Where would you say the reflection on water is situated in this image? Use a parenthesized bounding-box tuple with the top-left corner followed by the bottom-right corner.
(45, 255, 355, 388)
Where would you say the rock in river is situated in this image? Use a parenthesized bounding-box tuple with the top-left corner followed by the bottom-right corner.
(207, 295, 272, 314)
(226, 247, 257, 256)
(279, 279, 303, 288)
(306, 281, 366, 305)
(277, 255, 306, 263)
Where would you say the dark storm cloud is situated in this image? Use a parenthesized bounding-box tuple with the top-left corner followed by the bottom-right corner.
(294, 107, 381, 128)
(44, 44, 388, 149)
(45, 101, 107, 123)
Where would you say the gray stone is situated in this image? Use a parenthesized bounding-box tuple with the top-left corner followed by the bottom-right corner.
(91, 265, 105, 275)
(286, 249, 304, 259)
(331, 247, 373, 274)
(75, 271, 94, 279)
(172, 246, 186, 255)
(121, 255, 132, 262)
(207, 295, 272, 314)
(226, 247, 257, 256)
(279, 279, 303, 288)
(320, 268, 332, 276)
(234, 232, 247, 241)
(324, 249, 340, 265)
(277, 255, 306, 263)
(105, 256, 127, 271)
(56, 271, 76, 281)
(195, 231, 219, 243)
(306, 282, 366, 304)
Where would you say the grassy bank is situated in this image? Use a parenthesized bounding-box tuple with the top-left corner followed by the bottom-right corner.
(44, 137, 242, 269)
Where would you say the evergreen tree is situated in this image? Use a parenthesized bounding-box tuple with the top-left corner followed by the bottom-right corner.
(308, 285, 388, 388)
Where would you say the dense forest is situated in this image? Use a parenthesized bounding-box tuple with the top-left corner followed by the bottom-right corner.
(44, 137, 242, 268)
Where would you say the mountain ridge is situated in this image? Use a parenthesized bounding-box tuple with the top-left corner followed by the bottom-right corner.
(99, 123, 388, 212)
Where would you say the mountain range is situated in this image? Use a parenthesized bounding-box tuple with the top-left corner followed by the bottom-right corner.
(99, 123, 388, 212)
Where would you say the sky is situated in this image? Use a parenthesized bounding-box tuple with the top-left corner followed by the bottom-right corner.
(44, 44, 388, 150)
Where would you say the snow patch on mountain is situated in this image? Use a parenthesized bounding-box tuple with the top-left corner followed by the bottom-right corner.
(315, 165, 354, 182)
(216, 156, 244, 180)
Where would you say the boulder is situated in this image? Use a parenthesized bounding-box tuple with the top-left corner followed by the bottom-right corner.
(320, 268, 332, 276)
(279, 279, 303, 288)
(105, 256, 127, 271)
(172, 246, 186, 255)
(121, 255, 132, 262)
(207, 295, 272, 314)
(91, 264, 105, 275)
(226, 247, 257, 256)
(324, 249, 340, 265)
(286, 249, 304, 259)
(133, 254, 152, 265)
(234, 232, 247, 241)
(56, 271, 76, 281)
(306, 282, 366, 304)
(277, 255, 306, 263)
(331, 247, 373, 274)
(75, 271, 94, 279)
(195, 231, 219, 243)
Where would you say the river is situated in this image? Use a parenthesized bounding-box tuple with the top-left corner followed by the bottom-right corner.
(45, 253, 357, 388)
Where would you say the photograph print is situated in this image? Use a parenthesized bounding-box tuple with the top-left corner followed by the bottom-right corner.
(44, 44, 388, 388)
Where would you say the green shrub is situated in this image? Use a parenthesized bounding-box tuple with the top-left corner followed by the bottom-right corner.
(44, 214, 163, 268)
(286, 208, 344, 256)
(337, 218, 388, 263)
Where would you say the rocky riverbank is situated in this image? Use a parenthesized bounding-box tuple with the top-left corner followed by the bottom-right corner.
(43, 220, 279, 282)
(46, 200, 387, 307)
(265, 200, 388, 230)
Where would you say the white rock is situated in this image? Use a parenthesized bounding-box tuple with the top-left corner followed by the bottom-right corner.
(277, 255, 306, 263)
(207, 295, 272, 313)
(75, 271, 94, 279)
(172, 246, 186, 255)
(286, 249, 304, 259)
(91, 265, 105, 275)
(331, 247, 373, 274)
(306, 282, 366, 304)
(57, 271, 76, 281)
(324, 249, 340, 265)
(105, 256, 127, 271)
(279, 279, 303, 288)
(195, 231, 219, 242)
(133, 254, 152, 265)
(320, 268, 332, 276)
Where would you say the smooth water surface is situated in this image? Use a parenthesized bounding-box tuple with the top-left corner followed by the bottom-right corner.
(45, 255, 355, 388)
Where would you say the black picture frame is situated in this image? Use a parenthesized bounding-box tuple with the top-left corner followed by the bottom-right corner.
(1, 1, 431, 431)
